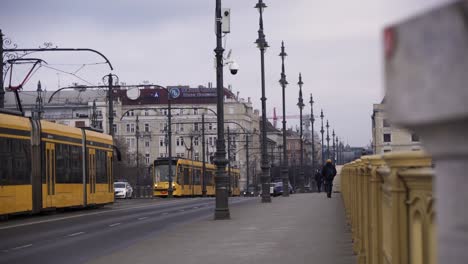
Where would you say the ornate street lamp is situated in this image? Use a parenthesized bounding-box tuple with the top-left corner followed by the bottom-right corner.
(255, 0, 271, 203)
(326, 120, 330, 160)
(214, 0, 230, 218)
(297, 73, 305, 193)
(279, 41, 289, 197)
(332, 129, 336, 164)
(309, 94, 315, 188)
(320, 110, 325, 165)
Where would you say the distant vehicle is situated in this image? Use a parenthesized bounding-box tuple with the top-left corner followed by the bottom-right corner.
(243, 186, 256, 196)
(114, 182, 133, 199)
(152, 158, 240, 197)
(272, 181, 293, 196)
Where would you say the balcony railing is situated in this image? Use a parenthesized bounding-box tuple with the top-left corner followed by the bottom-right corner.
(341, 151, 435, 264)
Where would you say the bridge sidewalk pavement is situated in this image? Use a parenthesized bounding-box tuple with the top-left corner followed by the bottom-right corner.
(89, 192, 355, 264)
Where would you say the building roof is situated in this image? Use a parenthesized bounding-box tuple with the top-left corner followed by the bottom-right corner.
(5, 85, 237, 108)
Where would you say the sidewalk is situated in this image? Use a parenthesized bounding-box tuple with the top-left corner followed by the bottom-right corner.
(90, 193, 355, 264)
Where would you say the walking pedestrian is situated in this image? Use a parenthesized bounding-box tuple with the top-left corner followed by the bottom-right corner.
(314, 169, 322, 193)
(321, 159, 337, 198)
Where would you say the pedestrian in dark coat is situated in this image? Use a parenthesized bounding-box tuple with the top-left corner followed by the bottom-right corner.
(314, 169, 323, 193)
(321, 159, 337, 198)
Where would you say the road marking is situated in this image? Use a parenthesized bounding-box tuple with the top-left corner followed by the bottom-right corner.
(11, 244, 32, 250)
(67, 232, 85, 237)
(162, 212, 169, 215)
(193, 207, 199, 209)
(0, 198, 208, 230)
(138, 217, 148, 220)
(109, 223, 121, 227)
(179, 209, 185, 212)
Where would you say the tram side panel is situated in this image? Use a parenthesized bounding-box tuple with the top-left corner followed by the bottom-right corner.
(0, 114, 33, 215)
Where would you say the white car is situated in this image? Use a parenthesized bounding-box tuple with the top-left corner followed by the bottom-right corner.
(114, 182, 133, 199)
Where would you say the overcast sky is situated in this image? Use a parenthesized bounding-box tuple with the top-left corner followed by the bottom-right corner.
(1, 0, 450, 146)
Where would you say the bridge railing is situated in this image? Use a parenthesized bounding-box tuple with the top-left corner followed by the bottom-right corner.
(341, 151, 436, 264)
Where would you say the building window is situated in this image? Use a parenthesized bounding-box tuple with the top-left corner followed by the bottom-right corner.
(159, 137, 164, 147)
(383, 133, 391, 143)
(194, 123, 199, 131)
(145, 153, 150, 165)
(411, 134, 420, 142)
(144, 123, 150, 132)
(180, 124, 184, 132)
(194, 137, 199, 146)
(144, 110, 149, 116)
(383, 119, 391, 128)
(176, 138, 180, 146)
(163, 109, 168, 115)
(194, 152, 199, 161)
(383, 149, 392, 153)
(208, 123, 213, 130)
(180, 137, 184, 146)
(194, 109, 198, 115)
(113, 124, 117, 134)
(145, 141, 150, 148)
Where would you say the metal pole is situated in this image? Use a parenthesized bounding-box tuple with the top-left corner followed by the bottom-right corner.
(107, 74, 114, 138)
(310, 94, 315, 189)
(255, 0, 271, 203)
(279, 41, 289, 197)
(320, 110, 324, 166)
(0, 30, 4, 109)
(326, 120, 330, 160)
(335, 136, 339, 165)
(332, 130, 336, 164)
(228, 127, 232, 197)
(297, 73, 305, 193)
(202, 114, 207, 197)
(245, 134, 250, 192)
(214, 0, 229, 219)
(136, 115, 140, 191)
(167, 90, 173, 198)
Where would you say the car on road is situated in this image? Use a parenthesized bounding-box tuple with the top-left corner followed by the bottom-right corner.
(272, 181, 293, 197)
(114, 182, 133, 199)
(243, 186, 256, 197)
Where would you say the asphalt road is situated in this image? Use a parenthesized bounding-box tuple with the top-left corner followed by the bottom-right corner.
(0, 197, 256, 264)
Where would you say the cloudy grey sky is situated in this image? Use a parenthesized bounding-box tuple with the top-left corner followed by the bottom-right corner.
(1, 0, 450, 146)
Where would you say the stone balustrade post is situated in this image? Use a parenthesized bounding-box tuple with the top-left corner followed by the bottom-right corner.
(385, 2, 468, 262)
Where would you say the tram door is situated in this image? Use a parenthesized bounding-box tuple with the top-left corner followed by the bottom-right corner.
(88, 149, 96, 204)
(45, 143, 56, 208)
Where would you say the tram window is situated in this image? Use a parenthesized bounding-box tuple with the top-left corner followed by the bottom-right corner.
(70, 146, 83, 183)
(56, 144, 71, 183)
(194, 169, 200, 185)
(96, 150, 108, 183)
(0, 138, 30, 185)
(183, 167, 190, 184)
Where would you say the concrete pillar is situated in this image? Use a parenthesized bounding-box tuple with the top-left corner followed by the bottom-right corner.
(385, 2, 468, 262)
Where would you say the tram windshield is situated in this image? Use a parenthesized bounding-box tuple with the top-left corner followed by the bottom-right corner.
(155, 164, 176, 182)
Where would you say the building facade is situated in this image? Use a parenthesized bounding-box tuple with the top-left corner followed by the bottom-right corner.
(5, 85, 261, 190)
(372, 100, 422, 154)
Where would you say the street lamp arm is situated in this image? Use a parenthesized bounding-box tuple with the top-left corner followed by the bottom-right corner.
(4, 48, 114, 70)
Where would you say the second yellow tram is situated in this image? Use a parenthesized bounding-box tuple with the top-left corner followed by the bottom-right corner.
(153, 158, 240, 197)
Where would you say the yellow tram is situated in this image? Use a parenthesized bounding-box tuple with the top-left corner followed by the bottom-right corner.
(0, 111, 115, 217)
(153, 158, 240, 197)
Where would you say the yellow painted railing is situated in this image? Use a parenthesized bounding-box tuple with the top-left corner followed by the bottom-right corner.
(341, 151, 436, 264)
